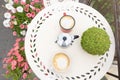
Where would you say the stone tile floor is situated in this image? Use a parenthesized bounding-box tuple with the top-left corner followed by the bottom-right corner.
(0, 0, 119, 80)
(105, 61, 119, 80)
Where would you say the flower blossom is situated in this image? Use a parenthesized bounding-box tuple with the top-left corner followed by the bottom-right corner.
(21, 0, 26, 3)
(20, 1, 26, 5)
(13, 31, 17, 36)
(4, 0, 9, 2)
(24, 7, 29, 12)
(2, 58, 7, 63)
(3, 64, 7, 69)
(30, 5, 35, 10)
(11, 60, 17, 70)
(20, 30, 26, 36)
(11, 15, 15, 19)
(5, 3, 14, 10)
(34, 0, 39, 3)
(3, 19, 10, 28)
(8, 0, 14, 5)
(16, 6, 23, 12)
(10, 24, 14, 29)
(26, 4, 30, 8)
(23, 20, 28, 24)
(35, 8, 40, 12)
(4, 12, 11, 19)
(11, 8, 16, 13)
(16, 38, 21, 42)
(13, 0, 18, 4)
(26, 13, 31, 18)
(21, 62, 29, 73)
(33, 77, 39, 80)
(28, 69, 32, 73)
(31, 12, 35, 18)
(6, 57, 13, 63)
(12, 20, 17, 25)
(7, 48, 14, 56)
(22, 73, 27, 79)
(30, 1, 35, 5)
(5, 70, 9, 74)
(20, 24, 25, 29)
(4, 0, 13, 4)
(20, 47, 24, 51)
(17, 56, 24, 62)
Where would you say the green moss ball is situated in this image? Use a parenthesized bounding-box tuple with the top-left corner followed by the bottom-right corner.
(81, 27, 111, 55)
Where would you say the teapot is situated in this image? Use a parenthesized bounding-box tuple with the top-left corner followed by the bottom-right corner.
(55, 33, 79, 48)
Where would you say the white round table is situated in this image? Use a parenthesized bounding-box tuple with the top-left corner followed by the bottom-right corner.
(43, 0, 79, 7)
(25, 2, 115, 80)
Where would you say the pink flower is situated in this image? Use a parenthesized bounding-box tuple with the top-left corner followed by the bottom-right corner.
(20, 47, 24, 51)
(17, 55, 24, 62)
(11, 65, 16, 70)
(6, 56, 13, 63)
(7, 48, 14, 56)
(2, 58, 7, 63)
(40, 0, 44, 4)
(26, 13, 31, 18)
(22, 38, 25, 41)
(30, 2, 35, 5)
(14, 42, 19, 47)
(10, 25, 14, 29)
(26, 4, 30, 8)
(14, 0, 19, 4)
(31, 12, 35, 18)
(7, 52, 12, 56)
(13, 31, 17, 36)
(20, 24, 25, 29)
(16, 38, 21, 42)
(24, 25, 28, 29)
(18, 62, 21, 68)
(30, 5, 35, 10)
(34, 0, 39, 3)
(32, 7, 36, 11)
(20, 1, 26, 5)
(13, 50, 19, 56)
(22, 73, 27, 79)
(24, 7, 29, 12)
(11, 15, 15, 19)
(24, 4, 30, 12)
(5, 70, 9, 74)
(35, 8, 40, 13)
(13, 45, 19, 50)
(24, 62, 29, 70)
(3, 64, 7, 69)
(21, 62, 29, 72)
(33, 77, 39, 80)
(41, 7, 44, 10)
(21, 62, 25, 67)
(11, 60, 17, 70)
(28, 69, 32, 73)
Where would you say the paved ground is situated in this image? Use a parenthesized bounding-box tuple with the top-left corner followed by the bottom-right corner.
(0, 0, 16, 80)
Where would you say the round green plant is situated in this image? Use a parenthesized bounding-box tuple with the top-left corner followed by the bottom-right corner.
(81, 27, 111, 55)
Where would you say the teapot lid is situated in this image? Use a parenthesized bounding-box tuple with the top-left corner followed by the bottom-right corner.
(57, 33, 72, 47)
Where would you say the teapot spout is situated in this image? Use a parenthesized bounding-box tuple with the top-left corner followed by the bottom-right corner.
(74, 35, 79, 39)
